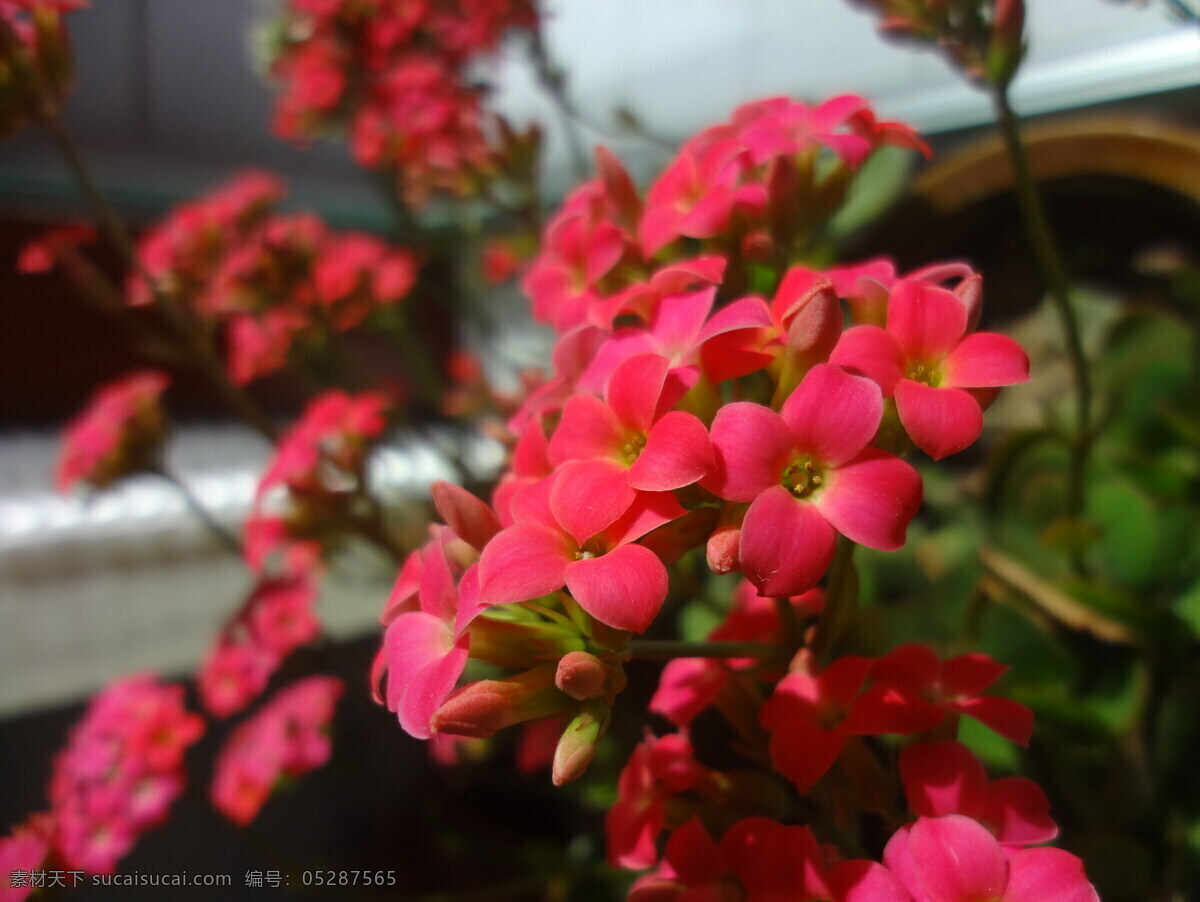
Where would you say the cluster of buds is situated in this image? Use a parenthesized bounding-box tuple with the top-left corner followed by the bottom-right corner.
(372, 93, 1099, 896)
(55, 369, 170, 493)
(0, 0, 84, 136)
(11, 676, 205, 876)
(848, 0, 1027, 88)
(268, 0, 539, 206)
(246, 389, 392, 575)
(197, 573, 321, 717)
(129, 171, 418, 385)
(210, 676, 343, 826)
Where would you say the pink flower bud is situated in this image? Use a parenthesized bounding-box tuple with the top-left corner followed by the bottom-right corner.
(556, 651, 626, 702)
(706, 522, 742, 575)
(431, 665, 568, 739)
(431, 480, 502, 552)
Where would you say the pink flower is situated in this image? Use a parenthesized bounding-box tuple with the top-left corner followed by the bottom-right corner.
(48, 675, 203, 872)
(883, 815, 1099, 902)
(706, 363, 922, 596)
(0, 818, 50, 902)
(197, 635, 277, 718)
(379, 541, 474, 739)
(478, 465, 683, 633)
(831, 278, 1029, 459)
(549, 353, 715, 492)
(16, 223, 96, 273)
(56, 370, 170, 493)
(578, 285, 774, 394)
(211, 676, 343, 826)
(606, 732, 708, 870)
(638, 137, 766, 257)
(626, 816, 737, 901)
(899, 742, 1057, 846)
(865, 644, 1034, 745)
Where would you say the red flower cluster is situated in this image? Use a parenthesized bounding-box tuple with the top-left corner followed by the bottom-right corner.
(129, 171, 418, 384)
(56, 369, 170, 493)
(269, 0, 538, 205)
(197, 574, 321, 717)
(246, 390, 391, 574)
(367, 92, 1096, 898)
(211, 676, 343, 826)
(371, 97, 1026, 757)
(8, 676, 205, 876)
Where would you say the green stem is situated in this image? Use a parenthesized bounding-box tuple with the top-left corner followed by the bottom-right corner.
(774, 595, 801, 655)
(811, 535, 858, 665)
(626, 640, 782, 660)
(991, 86, 1093, 529)
(526, 28, 590, 182)
(149, 465, 242, 556)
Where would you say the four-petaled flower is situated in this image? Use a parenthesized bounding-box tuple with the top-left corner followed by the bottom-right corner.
(706, 362, 922, 596)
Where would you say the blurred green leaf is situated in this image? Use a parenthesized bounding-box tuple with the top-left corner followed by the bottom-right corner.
(977, 602, 1076, 686)
(1172, 575, 1200, 637)
(827, 147, 917, 240)
(679, 599, 724, 643)
(1086, 478, 1160, 587)
(958, 714, 1020, 771)
(1037, 516, 1103, 557)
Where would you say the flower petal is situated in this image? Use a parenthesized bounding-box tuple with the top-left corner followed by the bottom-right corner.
(477, 523, 571, 605)
(895, 381, 983, 460)
(887, 279, 968, 361)
(548, 394, 624, 465)
(1002, 848, 1100, 902)
(780, 363, 883, 466)
(816, 449, 922, 551)
(900, 741, 990, 820)
(827, 859, 913, 902)
(565, 544, 668, 633)
(706, 403, 794, 501)
(985, 777, 1058, 846)
(630, 411, 715, 491)
(608, 354, 670, 434)
(830, 325, 905, 397)
(950, 696, 1034, 746)
(740, 486, 836, 597)
(942, 332, 1030, 389)
(908, 815, 1007, 902)
(767, 715, 845, 792)
(550, 459, 636, 545)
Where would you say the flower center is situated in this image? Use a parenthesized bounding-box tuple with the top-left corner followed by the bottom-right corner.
(781, 457, 824, 499)
(575, 537, 608, 561)
(906, 361, 941, 386)
(622, 432, 647, 464)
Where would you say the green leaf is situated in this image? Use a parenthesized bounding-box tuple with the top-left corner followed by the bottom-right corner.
(958, 714, 1020, 771)
(1173, 575, 1200, 637)
(1086, 478, 1160, 587)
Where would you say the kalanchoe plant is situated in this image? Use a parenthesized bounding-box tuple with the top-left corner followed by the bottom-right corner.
(368, 95, 1096, 898)
(14, 0, 1193, 896)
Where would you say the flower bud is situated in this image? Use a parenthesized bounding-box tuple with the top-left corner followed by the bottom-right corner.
(555, 651, 626, 702)
(431, 664, 569, 739)
(987, 0, 1026, 87)
(431, 480, 502, 552)
(706, 505, 746, 575)
(552, 699, 611, 786)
